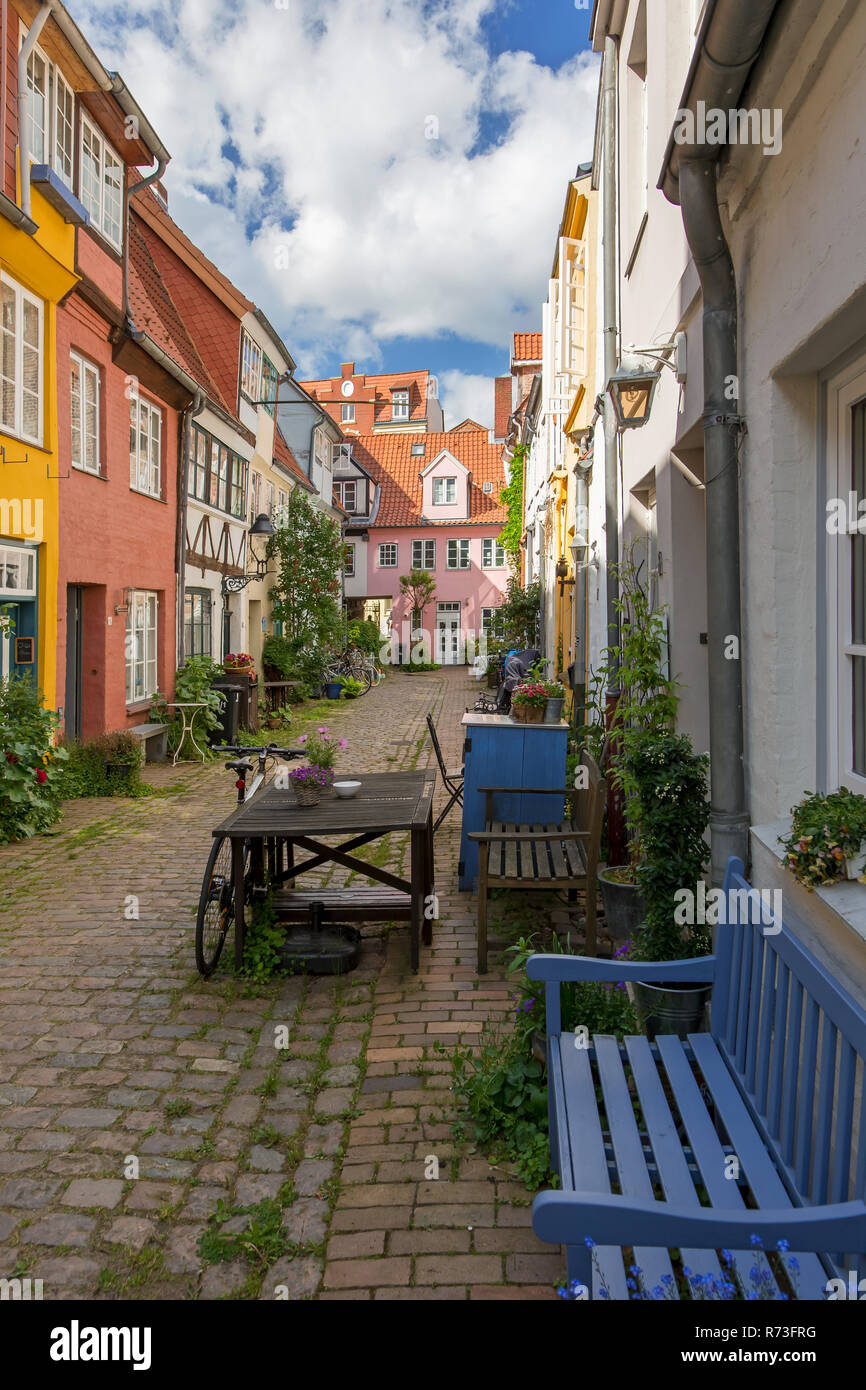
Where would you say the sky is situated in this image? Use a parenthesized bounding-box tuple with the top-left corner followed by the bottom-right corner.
(72, 0, 598, 429)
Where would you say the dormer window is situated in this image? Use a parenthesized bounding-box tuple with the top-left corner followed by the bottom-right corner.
(241, 332, 263, 401)
(24, 40, 75, 186)
(433, 477, 457, 506)
(392, 389, 410, 422)
(334, 480, 357, 513)
(411, 443, 425, 457)
(80, 114, 123, 249)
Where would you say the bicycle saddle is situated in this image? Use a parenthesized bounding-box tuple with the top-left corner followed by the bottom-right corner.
(225, 757, 254, 774)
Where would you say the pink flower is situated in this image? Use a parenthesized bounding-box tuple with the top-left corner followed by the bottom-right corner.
(317, 727, 329, 736)
(338, 738, 348, 750)
(297, 734, 307, 745)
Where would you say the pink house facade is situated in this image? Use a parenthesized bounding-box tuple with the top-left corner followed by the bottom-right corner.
(339, 425, 509, 664)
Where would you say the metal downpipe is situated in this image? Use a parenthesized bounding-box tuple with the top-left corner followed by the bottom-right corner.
(678, 158, 749, 884)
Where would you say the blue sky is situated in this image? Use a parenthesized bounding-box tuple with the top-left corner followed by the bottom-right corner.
(72, 0, 599, 428)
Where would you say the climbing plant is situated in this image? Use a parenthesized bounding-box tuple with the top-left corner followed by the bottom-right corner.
(498, 442, 526, 570)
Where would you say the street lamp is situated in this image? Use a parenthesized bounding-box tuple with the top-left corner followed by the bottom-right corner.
(221, 514, 277, 595)
(606, 362, 660, 429)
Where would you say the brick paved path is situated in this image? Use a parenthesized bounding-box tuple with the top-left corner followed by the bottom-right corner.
(0, 668, 559, 1300)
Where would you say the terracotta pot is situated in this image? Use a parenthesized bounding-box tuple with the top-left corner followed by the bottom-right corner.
(513, 703, 544, 723)
(224, 664, 254, 679)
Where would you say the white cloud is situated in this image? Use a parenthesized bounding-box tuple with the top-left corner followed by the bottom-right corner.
(73, 0, 598, 369)
(438, 370, 495, 432)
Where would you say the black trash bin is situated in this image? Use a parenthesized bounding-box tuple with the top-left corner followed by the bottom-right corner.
(212, 681, 242, 745)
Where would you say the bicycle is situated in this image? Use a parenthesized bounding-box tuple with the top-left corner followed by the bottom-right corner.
(195, 742, 304, 977)
(323, 644, 374, 693)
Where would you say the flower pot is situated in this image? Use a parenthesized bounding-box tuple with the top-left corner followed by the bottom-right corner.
(486, 672, 498, 690)
(598, 866, 645, 940)
(292, 782, 322, 807)
(324, 683, 342, 700)
(513, 703, 544, 724)
(106, 762, 133, 782)
(632, 979, 713, 1041)
(544, 697, 565, 724)
(225, 665, 253, 679)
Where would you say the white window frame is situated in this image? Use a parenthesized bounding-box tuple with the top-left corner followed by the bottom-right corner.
(336, 480, 357, 513)
(21, 31, 75, 184)
(126, 590, 159, 705)
(129, 394, 163, 499)
(70, 351, 100, 475)
(378, 543, 398, 568)
(433, 477, 457, 506)
(0, 272, 44, 446)
(342, 403, 356, 424)
(827, 360, 866, 795)
(0, 544, 37, 597)
(412, 539, 435, 570)
(241, 331, 263, 402)
(80, 112, 123, 249)
(482, 537, 505, 569)
(481, 606, 497, 636)
(446, 538, 470, 570)
(392, 388, 410, 422)
(344, 543, 356, 578)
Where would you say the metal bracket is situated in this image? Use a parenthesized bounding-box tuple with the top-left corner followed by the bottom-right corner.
(0, 445, 29, 466)
(46, 462, 71, 480)
(704, 412, 746, 430)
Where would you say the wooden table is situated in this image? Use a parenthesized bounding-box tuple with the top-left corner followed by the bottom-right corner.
(212, 770, 437, 973)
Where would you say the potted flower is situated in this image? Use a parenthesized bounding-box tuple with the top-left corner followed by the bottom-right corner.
(485, 654, 500, 690)
(543, 681, 566, 724)
(624, 730, 714, 1038)
(511, 682, 548, 724)
(781, 788, 866, 887)
(223, 652, 255, 679)
(295, 726, 346, 778)
(287, 763, 330, 807)
(94, 730, 142, 783)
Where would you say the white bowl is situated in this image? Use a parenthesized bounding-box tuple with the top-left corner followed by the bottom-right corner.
(333, 781, 361, 799)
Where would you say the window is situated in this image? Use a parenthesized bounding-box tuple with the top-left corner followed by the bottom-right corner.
(412, 540, 436, 570)
(264, 480, 275, 519)
(481, 607, 497, 635)
(184, 589, 212, 658)
(189, 423, 247, 518)
(80, 114, 123, 249)
(378, 544, 398, 568)
(241, 332, 263, 402)
(433, 477, 457, 505)
(261, 356, 279, 416)
(412, 442, 425, 458)
(250, 470, 261, 523)
(344, 543, 356, 578)
(392, 388, 410, 421)
(447, 538, 470, 569)
(70, 353, 100, 475)
(342, 403, 355, 424)
(24, 40, 74, 184)
(129, 395, 162, 498)
(1, 274, 43, 445)
(482, 538, 505, 569)
(126, 591, 158, 703)
(828, 365, 866, 794)
(0, 545, 37, 596)
(334, 480, 357, 513)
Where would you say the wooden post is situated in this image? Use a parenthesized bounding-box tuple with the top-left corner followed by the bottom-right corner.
(232, 837, 246, 971)
(477, 840, 489, 973)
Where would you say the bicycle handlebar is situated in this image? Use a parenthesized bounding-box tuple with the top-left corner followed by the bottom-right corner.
(211, 744, 306, 761)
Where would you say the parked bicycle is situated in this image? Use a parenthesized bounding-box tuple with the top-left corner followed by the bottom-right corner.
(195, 742, 304, 977)
(322, 642, 379, 693)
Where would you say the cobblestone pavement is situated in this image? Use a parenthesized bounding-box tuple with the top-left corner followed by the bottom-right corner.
(0, 667, 560, 1300)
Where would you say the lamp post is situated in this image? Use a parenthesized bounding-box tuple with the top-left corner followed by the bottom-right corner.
(221, 514, 277, 597)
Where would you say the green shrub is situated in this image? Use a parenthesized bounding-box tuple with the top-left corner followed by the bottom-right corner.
(261, 634, 294, 678)
(55, 731, 145, 801)
(401, 661, 440, 674)
(347, 619, 383, 660)
(151, 655, 224, 759)
(0, 675, 67, 841)
(338, 676, 364, 698)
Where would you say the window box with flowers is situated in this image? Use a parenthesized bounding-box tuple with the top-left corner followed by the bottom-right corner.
(510, 683, 548, 724)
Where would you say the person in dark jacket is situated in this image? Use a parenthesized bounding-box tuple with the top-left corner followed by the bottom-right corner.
(496, 647, 542, 712)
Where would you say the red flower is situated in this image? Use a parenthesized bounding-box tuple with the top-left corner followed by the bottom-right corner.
(36, 768, 48, 784)
(5, 751, 17, 765)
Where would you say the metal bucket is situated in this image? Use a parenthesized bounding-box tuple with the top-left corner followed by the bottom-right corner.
(632, 980, 712, 1040)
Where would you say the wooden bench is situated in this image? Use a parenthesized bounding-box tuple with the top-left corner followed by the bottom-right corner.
(127, 722, 168, 763)
(468, 751, 606, 973)
(527, 856, 866, 1299)
(271, 886, 411, 924)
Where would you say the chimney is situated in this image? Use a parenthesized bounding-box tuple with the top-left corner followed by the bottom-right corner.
(341, 362, 355, 378)
(494, 376, 513, 443)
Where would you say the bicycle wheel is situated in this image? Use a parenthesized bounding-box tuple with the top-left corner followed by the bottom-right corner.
(195, 835, 249, 977)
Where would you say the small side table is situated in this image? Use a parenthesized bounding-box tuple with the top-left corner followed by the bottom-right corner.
(166, 702, 211, 765)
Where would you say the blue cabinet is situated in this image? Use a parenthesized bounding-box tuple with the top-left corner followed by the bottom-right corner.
(458, 713, 569, 891)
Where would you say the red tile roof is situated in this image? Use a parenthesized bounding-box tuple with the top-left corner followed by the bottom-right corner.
(300, 368, 432, 424)
(133, 189, 254, 316)
(512, 332, 543, 363)
(350, 431, 506, 528)
(451, 418, 490, 433)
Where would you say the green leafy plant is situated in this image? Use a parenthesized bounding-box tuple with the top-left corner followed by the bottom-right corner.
(236, 893, 286, 983)
(450, 1025, 554, 1190)
(511, 682, 548, 710)
(489, 574, 541, 651)
(781, 789, 866, 888)
(295, 726, 346, 770)
(338, 676, 364, 698)
(347, 619, 383, 661)
(499, 441, 526, 570)
(151, 655, 225, 759)
(261, 634, 295, 679)
(0, 675, 67, 841)
(624, 730, 711, 962)
(198, 1197, 289, 1270)
(401, 661, 440, 673)
(399, 569, 437, 633)
(268, 490, 345, 665)
(504, 933, 638, 1045)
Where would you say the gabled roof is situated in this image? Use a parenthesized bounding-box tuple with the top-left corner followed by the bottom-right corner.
(512, 332, 543, 364)
(451, 418, 490, 433)
(133, 188, 253, 317)
(350, 431, 507, 529)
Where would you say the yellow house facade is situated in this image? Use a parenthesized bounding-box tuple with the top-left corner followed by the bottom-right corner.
(1, 177, 80, 708)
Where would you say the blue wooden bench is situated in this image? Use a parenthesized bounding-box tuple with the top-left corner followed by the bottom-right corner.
(527, 857, 866, 1299)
